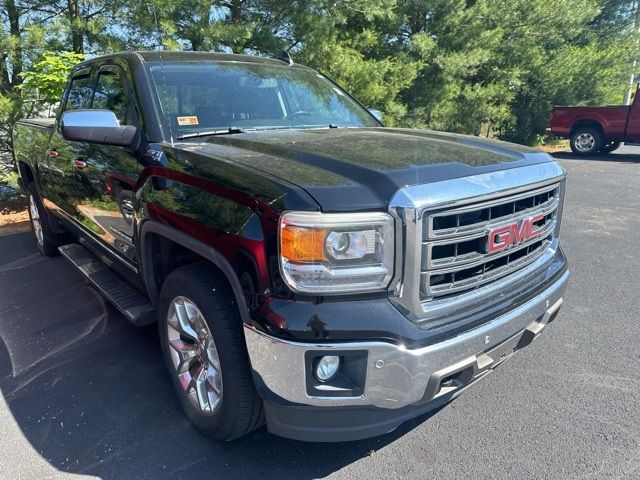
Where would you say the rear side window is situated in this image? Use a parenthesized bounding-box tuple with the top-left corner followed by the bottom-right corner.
(92, 69, 129, 124)
(64, 73, 93, 111)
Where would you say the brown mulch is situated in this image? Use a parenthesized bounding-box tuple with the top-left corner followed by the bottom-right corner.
(537, 140, 570, 154)
(0, 197, 30, 236)
(538, 146, 570, 154)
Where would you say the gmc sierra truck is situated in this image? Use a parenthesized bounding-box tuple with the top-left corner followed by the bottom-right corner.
(13, 51, 569, 442)
(549, 85, 640, 155)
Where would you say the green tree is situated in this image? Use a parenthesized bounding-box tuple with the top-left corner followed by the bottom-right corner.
(20, 51, 85, 108)
(392, 0, 634, 143)
(0, 0, 636, 151)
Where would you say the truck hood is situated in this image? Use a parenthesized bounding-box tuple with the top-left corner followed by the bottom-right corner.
(179, 127, 554, 211)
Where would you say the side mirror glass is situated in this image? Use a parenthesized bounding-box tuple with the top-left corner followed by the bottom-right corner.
(60, 109, 140, 151)
(368, 109, 384, 123)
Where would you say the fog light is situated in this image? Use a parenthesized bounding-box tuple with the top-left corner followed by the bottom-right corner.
(315, 355, 341, 382)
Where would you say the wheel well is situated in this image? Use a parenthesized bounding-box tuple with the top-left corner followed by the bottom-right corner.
(570, 120, 604, 137)
(147, 233, 201, 295)
(18, 161, 34, 187)
(144, 232, 254, 316)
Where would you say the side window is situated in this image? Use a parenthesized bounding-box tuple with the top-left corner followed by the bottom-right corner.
(92, 68, 129, 125)
(64, 74, 93, 112)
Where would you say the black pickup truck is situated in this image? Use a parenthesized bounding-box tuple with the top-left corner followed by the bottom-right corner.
(13, 51, 569, 442)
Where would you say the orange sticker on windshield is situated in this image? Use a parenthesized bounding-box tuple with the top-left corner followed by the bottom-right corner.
(177, 116, 199, 126)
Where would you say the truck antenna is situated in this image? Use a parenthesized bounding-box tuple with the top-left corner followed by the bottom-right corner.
(280, 51, 294, 66)
(158, 52, 175, 146)
(151, 6, 175, 146)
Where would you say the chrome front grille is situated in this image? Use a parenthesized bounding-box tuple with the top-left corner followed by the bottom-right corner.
(387, 162, 566, 325)
(420, 183, 560, 300)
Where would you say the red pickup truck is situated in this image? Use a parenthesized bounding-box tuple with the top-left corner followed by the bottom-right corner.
(548, 88, 640, 155)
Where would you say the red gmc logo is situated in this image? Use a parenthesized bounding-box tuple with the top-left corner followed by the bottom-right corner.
(487, 214, 545, 254)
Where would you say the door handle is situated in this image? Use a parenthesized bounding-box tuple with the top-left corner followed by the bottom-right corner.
(73, 159, 87, 169)
(47, 149, 59, 158)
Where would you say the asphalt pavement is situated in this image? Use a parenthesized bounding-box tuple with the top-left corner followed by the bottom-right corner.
(0, 147, 639, 479)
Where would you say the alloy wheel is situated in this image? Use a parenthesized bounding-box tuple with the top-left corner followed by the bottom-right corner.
(574, 132, 596, 153)
(166, 296, 223, 414)
(29, 193, 43, 247)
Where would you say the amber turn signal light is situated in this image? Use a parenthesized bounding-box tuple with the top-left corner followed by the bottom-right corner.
(281, 225, 328, 262)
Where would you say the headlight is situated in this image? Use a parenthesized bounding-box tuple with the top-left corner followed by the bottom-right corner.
(278, 211, 395, 295)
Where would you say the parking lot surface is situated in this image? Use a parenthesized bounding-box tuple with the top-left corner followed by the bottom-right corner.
(0, 148, 639, 479)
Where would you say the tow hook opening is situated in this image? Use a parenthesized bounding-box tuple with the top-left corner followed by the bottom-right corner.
(439, 371, 464, 390)
(434, 365, 475, 398)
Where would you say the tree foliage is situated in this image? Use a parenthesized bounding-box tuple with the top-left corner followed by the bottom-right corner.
(19, 51, 84, 105)
(0, 0, 637, 153)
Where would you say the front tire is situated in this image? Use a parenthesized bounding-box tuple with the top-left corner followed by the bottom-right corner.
(570, 127, 602, 155)
(158, 263, 264, 441)
(26, 183, 59, 257)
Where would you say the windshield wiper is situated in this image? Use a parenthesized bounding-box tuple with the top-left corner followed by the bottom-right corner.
(177, 127, 247, 140)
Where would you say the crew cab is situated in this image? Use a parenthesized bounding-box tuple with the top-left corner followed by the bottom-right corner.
(549, 86, 640, 154)
(13, 51, 569, 442)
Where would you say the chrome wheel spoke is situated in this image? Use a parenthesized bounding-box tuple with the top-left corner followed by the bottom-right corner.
(192, 365, 210, 412)
(168, 338, 198, 373)
(202, 365, 222, 412)
(206, 364, 222, 395)
(178, 370, 193, 392)
(204, 339, 221, 370)
(29, 195, 43, 246)
(172, 299, 198, 341)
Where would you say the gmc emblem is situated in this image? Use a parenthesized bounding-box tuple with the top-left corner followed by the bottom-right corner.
(486, 214, 545, 254)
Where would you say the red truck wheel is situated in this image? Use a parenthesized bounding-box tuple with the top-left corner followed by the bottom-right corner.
(570, 127, 602, 155)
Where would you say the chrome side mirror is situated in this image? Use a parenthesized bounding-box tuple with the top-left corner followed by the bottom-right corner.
(60, 109, 140, 151)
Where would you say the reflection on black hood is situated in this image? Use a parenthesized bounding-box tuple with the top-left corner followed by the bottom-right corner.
(179, 127, 554, 211)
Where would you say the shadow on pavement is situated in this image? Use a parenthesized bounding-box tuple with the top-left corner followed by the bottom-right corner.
(551, 150, 640, 163)
(0, 231, 442, 479)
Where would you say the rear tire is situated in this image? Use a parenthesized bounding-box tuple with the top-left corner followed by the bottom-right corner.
(26, 183, 59, 257)
(158, 263, 264, 441)
(599, 141, 620, 154)
(570, 127, 602, 155)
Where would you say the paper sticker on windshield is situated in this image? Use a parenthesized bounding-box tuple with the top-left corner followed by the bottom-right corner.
(177, 116, 199, 126)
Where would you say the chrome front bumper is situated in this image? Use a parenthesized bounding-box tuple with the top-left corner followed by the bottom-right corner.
(244, 270, 568, 410)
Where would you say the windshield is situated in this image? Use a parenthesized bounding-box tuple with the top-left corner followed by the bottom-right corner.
(146, 61, 379, 138)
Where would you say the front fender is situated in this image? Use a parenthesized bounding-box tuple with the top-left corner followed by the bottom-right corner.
(138, 220, 252, 325)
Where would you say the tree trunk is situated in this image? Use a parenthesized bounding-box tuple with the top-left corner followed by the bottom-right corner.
(229, 0, 244, 54)
(5, 0, 22, 88)
(67, 0, 84, 53)
(0, 55, 11, 94)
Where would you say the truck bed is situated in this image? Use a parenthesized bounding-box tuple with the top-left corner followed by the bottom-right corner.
(549, 104, 630, 139)
(13, 118, 55, 180)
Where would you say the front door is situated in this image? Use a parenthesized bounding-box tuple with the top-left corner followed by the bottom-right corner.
(76, 65, 141, 263)
(43, 68, 94, 217)
(50, 64, 142, 265)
